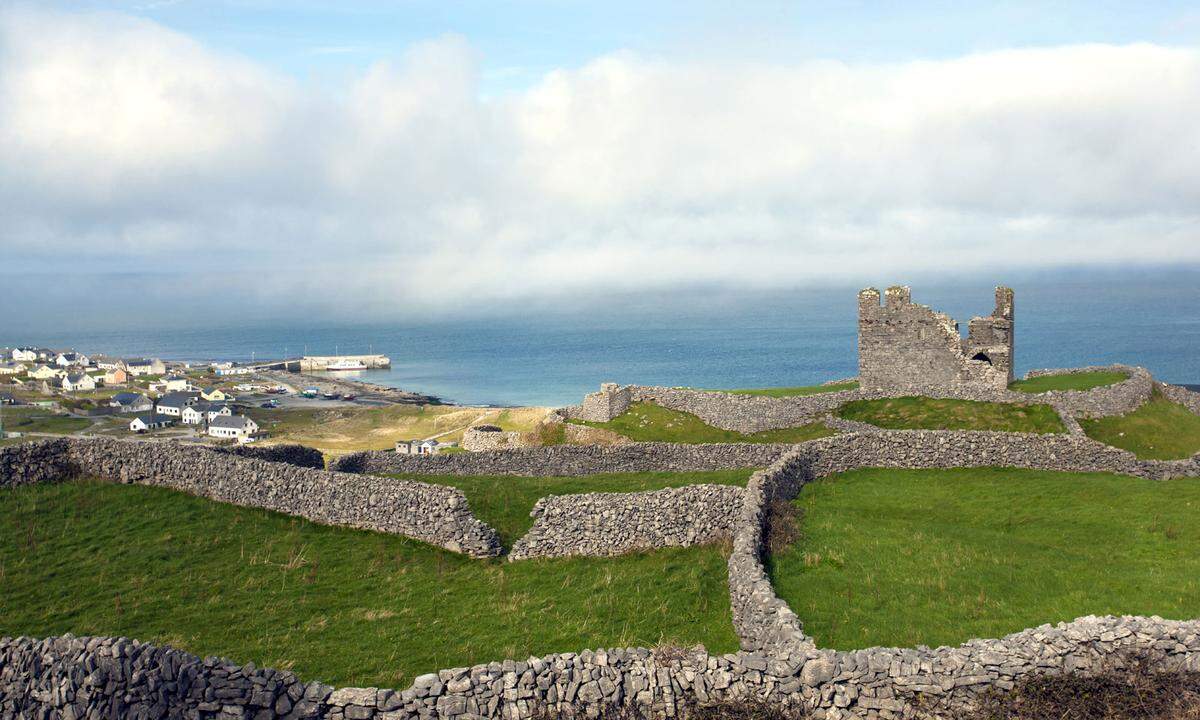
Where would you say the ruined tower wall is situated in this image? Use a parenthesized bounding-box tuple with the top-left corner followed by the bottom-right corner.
(858, 285, 1014, 395)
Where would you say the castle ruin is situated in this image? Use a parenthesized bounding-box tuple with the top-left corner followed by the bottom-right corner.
(858, 285, 1014, 394)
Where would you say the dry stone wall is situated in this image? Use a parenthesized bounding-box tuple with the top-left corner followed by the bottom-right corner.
(212, 442, 326, 469)
(568, 365, 1154, 435)
(1158, 382, 1200, 415)
(5, 615, 1200, 720)
(330, 443, 792, 476)
(0, 438, 501, 558)
(508, 484, 744, 560)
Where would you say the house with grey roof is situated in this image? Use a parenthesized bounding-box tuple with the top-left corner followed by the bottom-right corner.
(110, 392, 153, 414)
(155, 391, 201, 416)
(207, 414, 259, 441)
(129, 413, 176, 433)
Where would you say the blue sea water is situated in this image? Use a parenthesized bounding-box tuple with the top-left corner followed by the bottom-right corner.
(3, 272, 1198, 407)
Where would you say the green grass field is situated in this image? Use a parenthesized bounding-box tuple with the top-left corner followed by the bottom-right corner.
(836, 396, 1064, 433)
(721, 381, 860, 398)
(1081, 392, 1200, 460)
(0, 480, 737, 687)
(769, 467, 1200, 651)
(388, 470, 753, 547)
(0, 407, 91, 434)
(569, 402, 836, 444)
(1009, 370, 1128, 394)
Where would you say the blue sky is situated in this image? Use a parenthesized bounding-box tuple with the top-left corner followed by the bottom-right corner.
(41, 1, 1200, 93)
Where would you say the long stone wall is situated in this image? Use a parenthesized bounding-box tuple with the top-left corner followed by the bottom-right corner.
(573, 364, 1155, 435)
(212, 442, 327, 469)
(509, 484, 744, 560)
(0, 438, 501, 558)
(330, 443, 793, 476)
(6, 615, 1200, 720)
(1159, 381, 1200, 415)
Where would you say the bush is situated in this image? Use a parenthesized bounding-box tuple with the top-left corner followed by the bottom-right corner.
(972, 655, 1200, 720)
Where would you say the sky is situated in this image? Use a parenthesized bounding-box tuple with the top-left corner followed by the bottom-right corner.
(3, 1, 1200, 323)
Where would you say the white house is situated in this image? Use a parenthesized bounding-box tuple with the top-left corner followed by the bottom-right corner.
(12, 348, 39, 362)
(129, 413, 175, 432)
(61, 373, 97, 392)
(0, 362, 27, 376)
(396, 439, 449, 455)
(181, 402, 232, 425)
(151, 376, 192, 394)
(28, 365, 62, 380)
(156, 391, 200, 416)
(55, 352, 89, 367)
(208, 415, 259, 441)
(124, 358, 166, 376)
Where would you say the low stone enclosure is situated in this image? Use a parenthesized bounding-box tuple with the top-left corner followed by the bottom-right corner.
(5, 400, 1200, 718)
(558, 364, 1156, 434)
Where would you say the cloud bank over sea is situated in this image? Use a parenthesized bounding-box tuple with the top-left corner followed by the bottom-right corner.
(2, 6, 1199, 317)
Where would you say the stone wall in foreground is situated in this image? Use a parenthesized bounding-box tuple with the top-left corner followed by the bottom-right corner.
(509, 484, 744, 560)
(330, 443, 792, 476)
(0, 438, 501, 558)
(5, 615, 1200, 720)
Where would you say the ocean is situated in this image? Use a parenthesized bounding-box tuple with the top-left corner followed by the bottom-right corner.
(3, 272, 1198, 407)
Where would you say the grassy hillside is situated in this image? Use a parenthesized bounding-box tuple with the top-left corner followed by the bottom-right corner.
(569, 402, 835, 444)
(1009, 370, 1129, 394)
(769, 467, 1200, 651)
(1081, 392, 1200, 460)
(722, 381, 859, 398)
(389, 469, 754, 547)
(0, 480, 737, 687)
(836, 396, 1064, 433)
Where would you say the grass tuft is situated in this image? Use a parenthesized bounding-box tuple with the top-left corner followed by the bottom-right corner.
(836, 396, 1064, 433)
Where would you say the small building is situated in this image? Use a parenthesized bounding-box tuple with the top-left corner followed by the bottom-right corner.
(55, 352, 89, 367)
(214, 364, 253, 376)
(0, 362, 27, 376)
(28, 365, 62, 380)
(395, 438, 447, 455)
(110, 392, 153, 414)
(12, 348, 40, 362)
(124, 358, 166, 376)
(103, 368, 129, 385)
(92, 356, 124, 371)
(181, 402, 232, 425)
(153, 376, 192, 393)
(129, 413, 176, 433)
(200, 386, 229, 402)
(208, 415, 259, 441)
(61, 373, 97, 392)
(156, 391, 201, 417)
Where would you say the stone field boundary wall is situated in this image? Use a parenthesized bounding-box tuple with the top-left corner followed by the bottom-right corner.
(1159, 382, 1200, 415)
(5, 427, 1200, 716)
(0, 438, 501, 558)
(4, 618, 1199, 720)
(560, 364, 1154, 434)
(509, 484, 744, 560)
(330, 442, 794, 476)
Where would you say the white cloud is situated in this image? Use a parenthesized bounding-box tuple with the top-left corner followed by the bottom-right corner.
(2, 7, 1199, 315)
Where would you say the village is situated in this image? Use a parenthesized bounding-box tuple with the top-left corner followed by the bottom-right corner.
(0, 347, 279, 443)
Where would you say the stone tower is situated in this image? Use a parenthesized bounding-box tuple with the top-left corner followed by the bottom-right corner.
(857, 285, 1014, 394)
